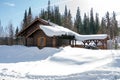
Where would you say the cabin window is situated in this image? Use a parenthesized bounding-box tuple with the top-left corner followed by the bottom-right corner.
(37, 37, 46, 47)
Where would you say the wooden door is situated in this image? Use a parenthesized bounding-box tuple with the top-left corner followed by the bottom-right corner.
(37, 37, 46, 47)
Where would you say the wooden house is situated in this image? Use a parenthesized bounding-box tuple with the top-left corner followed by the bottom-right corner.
(17, 18, 75, 48)
(17, 18, 109, 49)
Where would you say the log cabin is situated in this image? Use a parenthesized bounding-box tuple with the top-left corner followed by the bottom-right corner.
(17, 18, 109, 49)
(17, 18, 75, 48)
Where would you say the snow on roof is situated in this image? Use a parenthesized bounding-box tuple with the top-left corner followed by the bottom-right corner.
(75, 33, 108, 41)
(40, 25, 108, 41)
(40, 25, 73, 37)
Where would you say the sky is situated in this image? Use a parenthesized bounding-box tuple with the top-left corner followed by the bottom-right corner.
(0, 0, 120, 29)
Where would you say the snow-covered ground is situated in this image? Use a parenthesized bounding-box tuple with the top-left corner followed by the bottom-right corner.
(0, 45, 120, 80)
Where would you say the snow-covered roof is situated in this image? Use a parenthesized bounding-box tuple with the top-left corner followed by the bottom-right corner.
(75, 34, 108, 41)
(40, 25, 108, 41)
(40, 25, 73, 37)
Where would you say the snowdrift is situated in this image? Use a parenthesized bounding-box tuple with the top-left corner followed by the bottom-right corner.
(0, 45, 120, 80)
(0, 45, 60, 63)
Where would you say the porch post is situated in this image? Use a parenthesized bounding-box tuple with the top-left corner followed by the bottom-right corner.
(83, 41, 85, 47)
(75, 40, 76, 46)
(69, 40, 71, 46)
(71, 40, 74, 47)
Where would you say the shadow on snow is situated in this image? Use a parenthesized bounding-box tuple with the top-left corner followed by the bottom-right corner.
(0, 45, 62, 63)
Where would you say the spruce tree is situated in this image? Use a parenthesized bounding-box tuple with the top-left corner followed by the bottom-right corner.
(100, 17, 106, 34)
(54, 6, 61, 25)
(63, 5, 68, 27)
(86, 14, 90, 34)
(22, 7, 33, 30)
(27, 7, 32, 25)
(23, 10, 28, 29)
(15, 27, 19, 36)
(83, 13, 88, 34)
(106, 12, 111, 38)
(67, 10, 73, 30)
(62, 6, 73, 30)
(15, 27, 19, 44)
(90, 8, 95, 34)
(95, 13, 99, 34)
(0, 20, 3, 37)
(112, 11, 118, 38)
(47, 0, 51, 20)
(40, 9, 47, 20)
(8, 22, 14, 45)
(64, 5, 68, 18)
(50, 7, 55, 23)
(74, 7, 82, 34)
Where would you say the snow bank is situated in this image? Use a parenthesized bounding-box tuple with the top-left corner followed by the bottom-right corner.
(40, 25, 108, 41)
(0, 45, 60, 63)
(0, 45, 115, 79)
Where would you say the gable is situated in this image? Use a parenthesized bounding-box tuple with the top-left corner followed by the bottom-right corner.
(17, 18, 50, 37)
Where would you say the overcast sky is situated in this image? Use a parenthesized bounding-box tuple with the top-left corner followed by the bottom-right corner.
(0, 0, 120, 29)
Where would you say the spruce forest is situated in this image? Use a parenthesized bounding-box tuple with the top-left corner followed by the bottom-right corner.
(0, 0, 119, 45)
(21, 0, 119, 39)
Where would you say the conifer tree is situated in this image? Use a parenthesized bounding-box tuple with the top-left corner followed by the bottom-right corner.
(40, 9, 47, 20)
(112, 11, 118, 38)
(74, 7, 82, 34)
(22, 7, 33, 30)
(83, 13, 88, 34)
(50, 7, 55, 23)
(63, 5, 68, 27)
(54, 6, 61, 25)
(64, 5, 68, 18)
(106, 12, 111, 38)
(95, 13, 99, 34)
(47, 0, 51, 20)
(99, 17, 106, 34)
(86, 14, 90, 34)
(0, 20, 3, 37)
(27, 7, 33, 25)
(67, 10, 73, 30)
(62, 6, 73, 30)
(8, 22, 14, 45)
(15, 26, 19, 44)
(90, 8, 95, 34)
(23, 10, 28, 29)
(15, 27, 19, 36)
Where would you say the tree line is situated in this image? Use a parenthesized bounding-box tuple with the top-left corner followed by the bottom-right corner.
(29, 0, 118, 39)
(0, 0, 119, 45)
